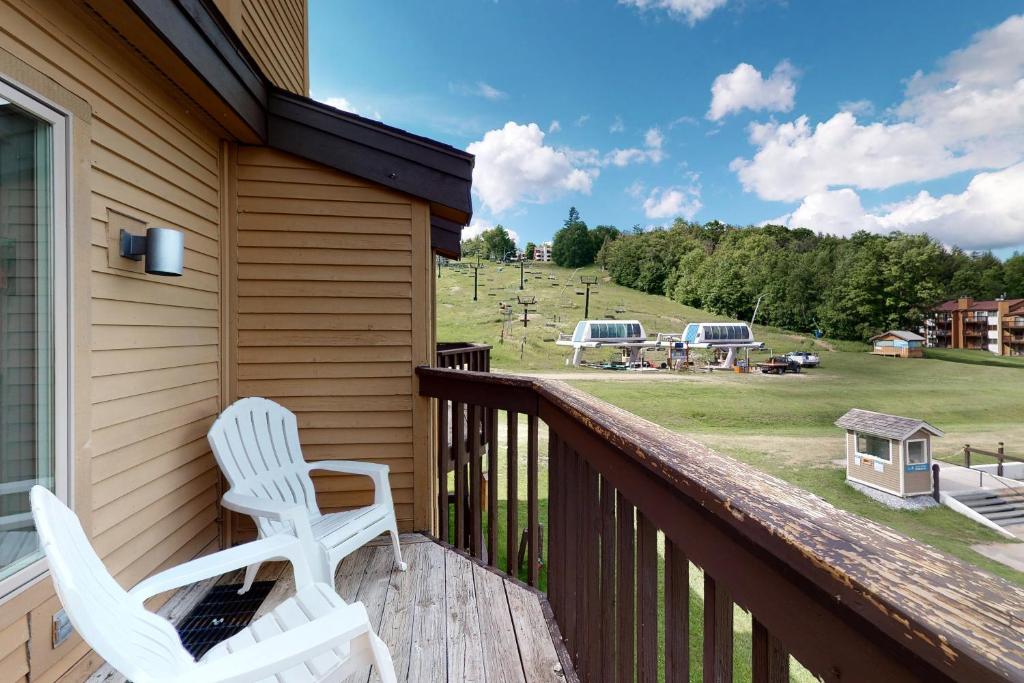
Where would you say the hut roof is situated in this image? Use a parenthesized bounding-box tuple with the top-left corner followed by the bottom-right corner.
(868, 330, 925, 342)
(835, 408, 944, 440)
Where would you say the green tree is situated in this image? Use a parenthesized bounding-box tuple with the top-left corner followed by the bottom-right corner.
(525, 242, 536, 260)
(1004, 252, 1024, 298)
(552, 207, 596, 267)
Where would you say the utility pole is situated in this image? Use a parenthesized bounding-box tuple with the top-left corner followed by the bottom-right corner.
(581, 275, 598, 319)
(519, 257, 525, 290)
(471, 259, 484, 302)
(517, 294, 536, 328)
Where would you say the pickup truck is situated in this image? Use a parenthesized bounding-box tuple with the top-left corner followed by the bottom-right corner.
(785, 351, 820, 368)
(757, 356, 801, 374)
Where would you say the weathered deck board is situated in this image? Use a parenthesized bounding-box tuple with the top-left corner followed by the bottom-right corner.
(90, 534, 567, 682)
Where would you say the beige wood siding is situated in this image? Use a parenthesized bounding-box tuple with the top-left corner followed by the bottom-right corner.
(846, 430, 902, 495)
(904, 430, 933, 495)
(1, 1, 224, 680)
(233, 146, 431, 534)
(240, 0, 308, 95)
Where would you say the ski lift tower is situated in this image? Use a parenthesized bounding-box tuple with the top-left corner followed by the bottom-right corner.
(517, 294, 536, 328)
(580, 275, 599, 319)
(470, 258, 485, 302)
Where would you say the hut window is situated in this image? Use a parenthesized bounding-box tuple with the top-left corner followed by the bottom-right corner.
(906, 440, 927, 465)
(856, 433, 890, 462)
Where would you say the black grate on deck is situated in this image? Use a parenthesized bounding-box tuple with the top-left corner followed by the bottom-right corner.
(177, 582, 274, 659)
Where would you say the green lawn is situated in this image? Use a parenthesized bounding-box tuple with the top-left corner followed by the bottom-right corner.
(925, 347, 1024, 369)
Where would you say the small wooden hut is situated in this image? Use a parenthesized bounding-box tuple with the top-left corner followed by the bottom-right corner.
(836, 409, 943, 497)
(869, 330, 925, 358)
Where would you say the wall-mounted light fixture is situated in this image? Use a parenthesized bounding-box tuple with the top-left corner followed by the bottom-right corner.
(119, 227, 184, 276)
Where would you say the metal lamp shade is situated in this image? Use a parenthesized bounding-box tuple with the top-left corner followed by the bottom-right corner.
(144, 227, 184, 276)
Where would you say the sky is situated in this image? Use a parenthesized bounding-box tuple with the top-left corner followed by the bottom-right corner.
(309, 1, 1024, 256)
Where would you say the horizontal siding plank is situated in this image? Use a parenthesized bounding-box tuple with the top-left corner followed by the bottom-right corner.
(237, 180, 406, 204)
(91, 401, 217, 466)
(237, 297, 411, 315)
(236, 162, 373, 187)
(92, 380, 219, 430)
(236, 377, 411, 397)
(237, 345, 412, 363)
(237, 329, 410, 347)
(237, 213, 410, 235)
(92, 271, 219, 310)
(92, 345, 220, 377)
(238, 246, 411, 267)
(236, 280, 411, 298)
(267, 396, 414, 413)
(238, 362, 410, 380)
(237, 229, 411, 251)
(91, 362, 219, 404)
(237, 313, 410, 331)
(92, 299, 220, 327)
(93, 325, 219, 351)
(237, 263, 411, 283)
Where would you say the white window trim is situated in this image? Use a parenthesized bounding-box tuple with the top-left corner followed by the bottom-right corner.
(855, 432, 892, 464)
(0, 75, 71, 602)
(905, 439, 928, 466)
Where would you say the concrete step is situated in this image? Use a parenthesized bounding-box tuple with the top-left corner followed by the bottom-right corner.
(986, 509, 1024, 521)
(957, 490, 1024, 503)
(969, 502, 1024, 514)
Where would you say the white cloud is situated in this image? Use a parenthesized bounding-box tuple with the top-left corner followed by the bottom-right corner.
(467, 122, 600, 214)
(463, 218, 520, 245)
(707, 61, 798, 121)
(548, 120, 562, 133)
(669, 115, 699, 128)
(620, 0, 728, 25)
(732, 15, 1024, 202)
(642, 178, 702, 219)
(449, 81, 508, 100)
(772, 163, 1024, 250)
(839, 99, 874, 117)
(320, 96, 381, 120)
(574, 114, 591, 127)
(610, 115, 625, 133)
(605, 127, 666, 166)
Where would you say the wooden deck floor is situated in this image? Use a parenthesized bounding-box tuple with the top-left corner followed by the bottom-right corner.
(256, 534, 567, 682)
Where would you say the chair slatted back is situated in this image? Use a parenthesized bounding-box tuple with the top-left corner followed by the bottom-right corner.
(30, 487, 194, 682)
(208, 397, 320, 537)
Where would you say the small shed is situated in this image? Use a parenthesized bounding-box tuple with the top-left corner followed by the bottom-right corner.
(836, 409, 944, 497)
(869, 330, 925, 358)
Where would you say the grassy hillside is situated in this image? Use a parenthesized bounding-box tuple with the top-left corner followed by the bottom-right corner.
(437, 260, 861, 370)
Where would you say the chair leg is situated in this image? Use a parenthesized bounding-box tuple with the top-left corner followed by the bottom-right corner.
(389, 526, 407, 572)
(368, 632, 398, 683)
(238, 562, 260, 595)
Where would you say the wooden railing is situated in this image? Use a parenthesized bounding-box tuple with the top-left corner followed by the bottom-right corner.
(436, 342, 491, 371)
(418, 366, 1024, 683)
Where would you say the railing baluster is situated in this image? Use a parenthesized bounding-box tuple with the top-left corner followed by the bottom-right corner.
(600, 476, 616, 679)
(453, 401, 466, 551)
(548, 433, 560, 615)
(752, 619, 789, 683)
(665, 539, 690, 682)
(637, 512, 658, 683)
(582, 461, 601, 679)
(506, 411, 519, 576)
(704, 574, 733, 683)
(615, 492, 634, 683)
(469, 404, 482, 557)
(567, 449, 582, 662)
(487, 407, 499, 566)
(527, 414, 540, 586)
(438, 398, 449, 542)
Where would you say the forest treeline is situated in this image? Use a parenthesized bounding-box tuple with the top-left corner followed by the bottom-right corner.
(599, 219, 1024, 340)
(461, 208, 1024, 341)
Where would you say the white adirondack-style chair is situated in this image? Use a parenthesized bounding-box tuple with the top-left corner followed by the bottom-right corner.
(30, 486, 397, 683)
(208, 397, 406, 594)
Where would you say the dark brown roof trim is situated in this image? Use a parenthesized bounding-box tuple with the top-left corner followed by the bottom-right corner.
(124, 0, 267, 137)
(268, 90, 474, 224)
(431, 215, 463, 260)
(122, 0, 473, 256)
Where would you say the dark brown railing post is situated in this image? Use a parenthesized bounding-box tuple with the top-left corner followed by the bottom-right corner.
(487, 407, 499, 566)
(453, 401, 466, 550)
(615, 492, 635, 683)
(964, 444, 971, 468)
(469, 404, 482, 556)
(438, 398, 449, 541)
(665, 539, 689, 682)
(506, 412, 519, 576)
(932, 463, 941, 503)
(600, 476, 616, 680)
(637, 511, 658, 683)
(753, 618, 789, 683)
(998, 442, 1005, 477)
(527, 414, 540, 586)
(704, 574, 733, 683)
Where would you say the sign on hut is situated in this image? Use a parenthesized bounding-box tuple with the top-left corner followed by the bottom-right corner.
(835, 409, 943, 498)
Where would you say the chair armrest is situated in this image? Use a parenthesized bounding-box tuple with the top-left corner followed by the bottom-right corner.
(129, 535, 314, 604)
(306, 460, 392, 508)
(221, 490, 307, 523)
(182, 602, 372, 683)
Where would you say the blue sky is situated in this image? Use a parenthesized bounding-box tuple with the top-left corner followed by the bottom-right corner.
(309, 1, 1024, 255)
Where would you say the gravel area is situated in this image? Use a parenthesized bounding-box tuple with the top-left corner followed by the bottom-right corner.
(847, 480, 939, 510)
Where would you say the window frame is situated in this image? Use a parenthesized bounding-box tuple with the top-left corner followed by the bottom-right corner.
(905, 439, 928, 465)
(0, 75, 71, 601)
(855, 432, 892, 463)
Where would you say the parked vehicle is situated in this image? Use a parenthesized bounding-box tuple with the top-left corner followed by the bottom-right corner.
(786, 351, 820, 367)
(757, 355, 802, 374)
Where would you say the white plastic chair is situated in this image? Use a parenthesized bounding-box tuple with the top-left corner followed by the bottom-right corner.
(208, 397, 406, 594)
(30, 486, 396, 683)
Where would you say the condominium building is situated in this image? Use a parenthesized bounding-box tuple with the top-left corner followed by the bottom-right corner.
(534, 241, 553, 262)
(924, 297, 1024, 356)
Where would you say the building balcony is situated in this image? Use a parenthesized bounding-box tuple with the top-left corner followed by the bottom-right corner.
(416, 366, 1024, 682)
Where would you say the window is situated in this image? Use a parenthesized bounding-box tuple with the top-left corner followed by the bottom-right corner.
(906, 440, 927, 465)
(0, 78, 68, 597)
(856, 433, 890, 462)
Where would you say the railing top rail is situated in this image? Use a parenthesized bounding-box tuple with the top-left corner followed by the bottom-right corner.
(436, 342, 493, 356)
(416, 366, 1024, 681)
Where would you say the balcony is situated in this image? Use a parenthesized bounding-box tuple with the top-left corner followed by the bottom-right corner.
(417, 366, 1024, 682)
(436, 341, 492, 371)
